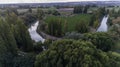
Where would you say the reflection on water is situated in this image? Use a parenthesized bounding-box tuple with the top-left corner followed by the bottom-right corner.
(28, 21, 45, 43)
(97, 16, 109, 32)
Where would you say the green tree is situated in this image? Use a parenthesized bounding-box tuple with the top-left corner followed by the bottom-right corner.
(43, 39, 53, 49)
(89, 15, 96, 26)
(13, 53, 35, 67)
(93, 20, 99, 28)
(109, 24, 120, 40)
(52, 10, 60, 16)
(6, 12, 18, 25)
(47, 18, 63, 37)
(94, 7, 106, 20)
(73, 6, 83, 14)
(83, 5, 89, 13)
(108, 52, 120, 67)
(35, 39, 112, 67)
(64, 32, 84, 40)
(75, 20, 89, 33)
(6, 8, 18, 16)
(47, 7, 57, 14)
(11, 18, 33, 52)
(84, 32, 115, 51)
(6, 13, 33, 52)
(0, 35, 8, 67)
(0, 18, 17, 55)
(20, 13, 37, 25)
(37, 8, 44, 20)
(0, 18, 18, 67)
(33, 42, 43, 53)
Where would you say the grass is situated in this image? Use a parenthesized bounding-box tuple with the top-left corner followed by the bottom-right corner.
(45, 14, 92, 32)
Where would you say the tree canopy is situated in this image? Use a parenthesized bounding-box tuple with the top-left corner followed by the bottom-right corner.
(35, 39, 113, 67)
(84, 32, 115, 52)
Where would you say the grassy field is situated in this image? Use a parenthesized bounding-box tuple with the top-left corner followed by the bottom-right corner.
(45, 14, 93, 32)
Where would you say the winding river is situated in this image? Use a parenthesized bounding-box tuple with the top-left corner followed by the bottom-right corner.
(97, 15, 109, 32)
(28, 21, 45, 43)
(28, 15, 109, 43)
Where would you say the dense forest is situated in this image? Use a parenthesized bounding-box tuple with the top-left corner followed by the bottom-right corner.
(0, 4, 120, 67)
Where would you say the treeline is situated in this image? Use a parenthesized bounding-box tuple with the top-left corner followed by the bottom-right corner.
(73, 6, 109, 28)
(42, 14, 93, 37)
(0, 12, 35, 67)
(73, 6, 108, 17)
(47, 18, 63, 37)
(73, 5, 89, 14)
(1, 8, 38, 26)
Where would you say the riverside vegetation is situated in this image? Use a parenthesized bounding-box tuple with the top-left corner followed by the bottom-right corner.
(0, 5, 120, 67)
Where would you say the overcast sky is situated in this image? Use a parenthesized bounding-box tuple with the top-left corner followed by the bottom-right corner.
(0, 0, 118, 4)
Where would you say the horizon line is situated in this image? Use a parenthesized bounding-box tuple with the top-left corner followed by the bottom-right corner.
(0, 1, 119, 4)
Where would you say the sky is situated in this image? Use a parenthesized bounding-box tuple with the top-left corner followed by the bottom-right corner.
(0, 0, 119, 4)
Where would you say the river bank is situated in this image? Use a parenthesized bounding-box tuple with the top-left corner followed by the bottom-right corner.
(28, 15, 109, 43)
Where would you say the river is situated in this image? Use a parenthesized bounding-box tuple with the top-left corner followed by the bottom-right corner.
(28, 21, 45, 43)
(28, 15, 108, 43)
(97, 15, 109, 32)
